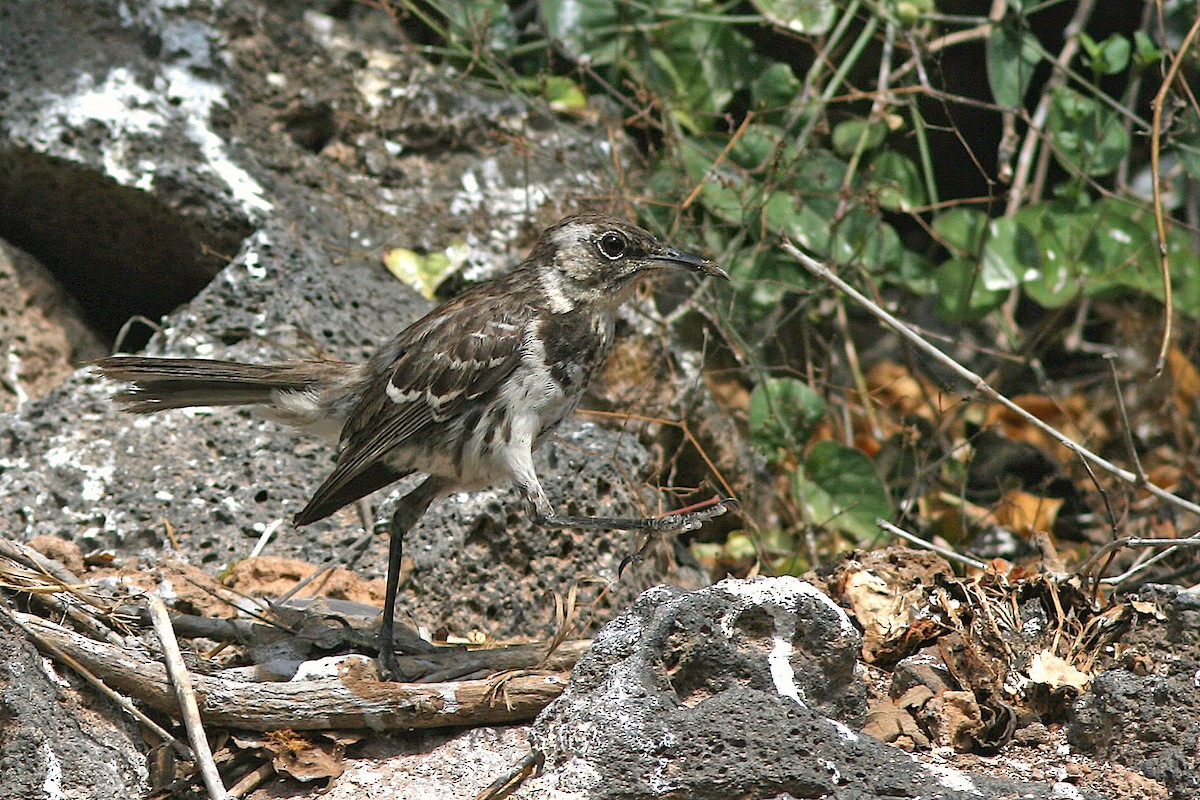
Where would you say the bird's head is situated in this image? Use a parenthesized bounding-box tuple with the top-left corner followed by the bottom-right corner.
(530, 213, 728, 310)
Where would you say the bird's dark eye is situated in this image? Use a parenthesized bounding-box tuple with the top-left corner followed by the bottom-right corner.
(596, 231, 627, 260)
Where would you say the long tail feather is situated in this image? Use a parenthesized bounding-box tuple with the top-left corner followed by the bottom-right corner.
(94, 356, 358, 413)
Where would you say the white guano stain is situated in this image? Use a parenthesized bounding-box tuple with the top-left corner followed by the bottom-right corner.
(11, 56, 272, 218)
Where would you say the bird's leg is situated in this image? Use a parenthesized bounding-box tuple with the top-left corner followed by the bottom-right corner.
(378, 476, 449, 681)
(518, 471, 735, 534)
(534, 501, 733, 532)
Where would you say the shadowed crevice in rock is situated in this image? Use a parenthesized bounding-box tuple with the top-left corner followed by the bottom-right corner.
(0, 148, 251, 345)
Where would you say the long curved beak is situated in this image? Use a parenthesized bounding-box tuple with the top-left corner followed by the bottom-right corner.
(653, 247, 730, 280)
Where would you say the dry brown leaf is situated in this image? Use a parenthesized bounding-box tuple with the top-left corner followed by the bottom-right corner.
(234, 730, 361, 784)
(1027, 650, 1090, 692)
(832, 548, 950, 663)
(1167, 346, 1200, 411)
(992, 490, 1063, 534)
(985, 394, 1106, 464)
(866, 361, 937, 419)
(1146, 463, 1182, 492)
(841, 569, 911, 663)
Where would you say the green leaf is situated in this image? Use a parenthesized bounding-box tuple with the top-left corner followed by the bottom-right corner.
(720, 532, 759, 561)
(780, 198, 833, 257)
(1017, 206, 1084, 307)
(891, 249, 938, 296)
(1021, 203, 1084, 306)
(650, 16, 761, 116)
(1080, 33, 1131, 76)
(731, 246, 807, 315)
(933, 208, 988, 256)
(786, 149, 848, 197)
(832, 117, 888, 157)
(891, 0, 934, 27)
(1132, 30, 1164, 70)
(1047, 86, 1129, 176)
(1169, 225, 1200, 317)
(783, 150, 848, 256)
(515, 75, 589, 112)
(793, 441, 892, 542)
(980, 215, 1038, 290)
(751, 0, 837, 35)
(730, 124, 800, 172)
(869, 151, 926, 211)
(986, 18, 1040, 108)
(749, 378, 826, 458)
(764, 190, 803, 236)
(445, 0, 519, 51)
(934, 258, 1006, 321)
(383, 241, 469, 298)
(832, 205, 903, 268)
(701, 179, 751, 225)
(543, 0, 761, 118)
(751, 63, 803, 114)
(1013, 200, 1158, 308)
(678, 140, 757, 225)
(1174, 107, 1200, 180)
(1083, 199, 1158, 297)
(540, 0, 631, 65)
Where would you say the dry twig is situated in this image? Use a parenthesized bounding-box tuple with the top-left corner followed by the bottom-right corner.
(785, 241, 1200, 583)
(877, 520, 988, 571)
(783, 240, 1200, 522)
(147, 593, 230, 800)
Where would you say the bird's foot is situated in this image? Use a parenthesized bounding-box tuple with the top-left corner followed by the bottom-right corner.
(647, 496, 738, 533)
(618, 497, 738, 576)
(377, 647, 411, 682)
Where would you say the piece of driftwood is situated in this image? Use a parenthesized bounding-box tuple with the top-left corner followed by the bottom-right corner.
(16, 611, 572, 731)
(163, 600, 591, 681)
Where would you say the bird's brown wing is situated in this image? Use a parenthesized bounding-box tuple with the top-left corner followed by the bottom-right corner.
(295, 288, 534, 524)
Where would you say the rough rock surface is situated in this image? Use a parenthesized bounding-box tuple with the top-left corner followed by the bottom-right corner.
(0, 2, 710, 795)
(1068, 585, 1200, 800)
(0, 0, 702, 641)
(0, 597, 146, 798)
(521, 577, 1091, 800)
(0, 240, 107, 413)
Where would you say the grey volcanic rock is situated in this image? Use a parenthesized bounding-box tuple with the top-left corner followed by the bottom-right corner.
(0, 239, 107, 413)
(0, 598, 146, 799)
(0, 0, 702, 642)
(524, 578, 1091, 800)
(0, 3, 717, 794)
(1068, 586, 1200, 800)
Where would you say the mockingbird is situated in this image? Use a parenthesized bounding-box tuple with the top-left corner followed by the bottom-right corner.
(97, 213, 732, 679)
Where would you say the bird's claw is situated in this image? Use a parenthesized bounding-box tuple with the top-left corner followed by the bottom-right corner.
(650, 496, 738, 532)
(377, 648, 412, 682)
(619, 497, 739, 578)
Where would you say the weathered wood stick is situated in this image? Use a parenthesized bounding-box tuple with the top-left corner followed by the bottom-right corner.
(15, 612, 571, 731)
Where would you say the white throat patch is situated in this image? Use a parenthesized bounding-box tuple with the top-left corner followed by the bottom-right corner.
(539, 269, 575, 313)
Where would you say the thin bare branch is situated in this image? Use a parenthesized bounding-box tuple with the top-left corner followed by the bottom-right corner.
(781, 240, 1200, 521)
(1150, 9, 1200, 373)
(147, 594, 230, 800)
(877, 519, 989, 570)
